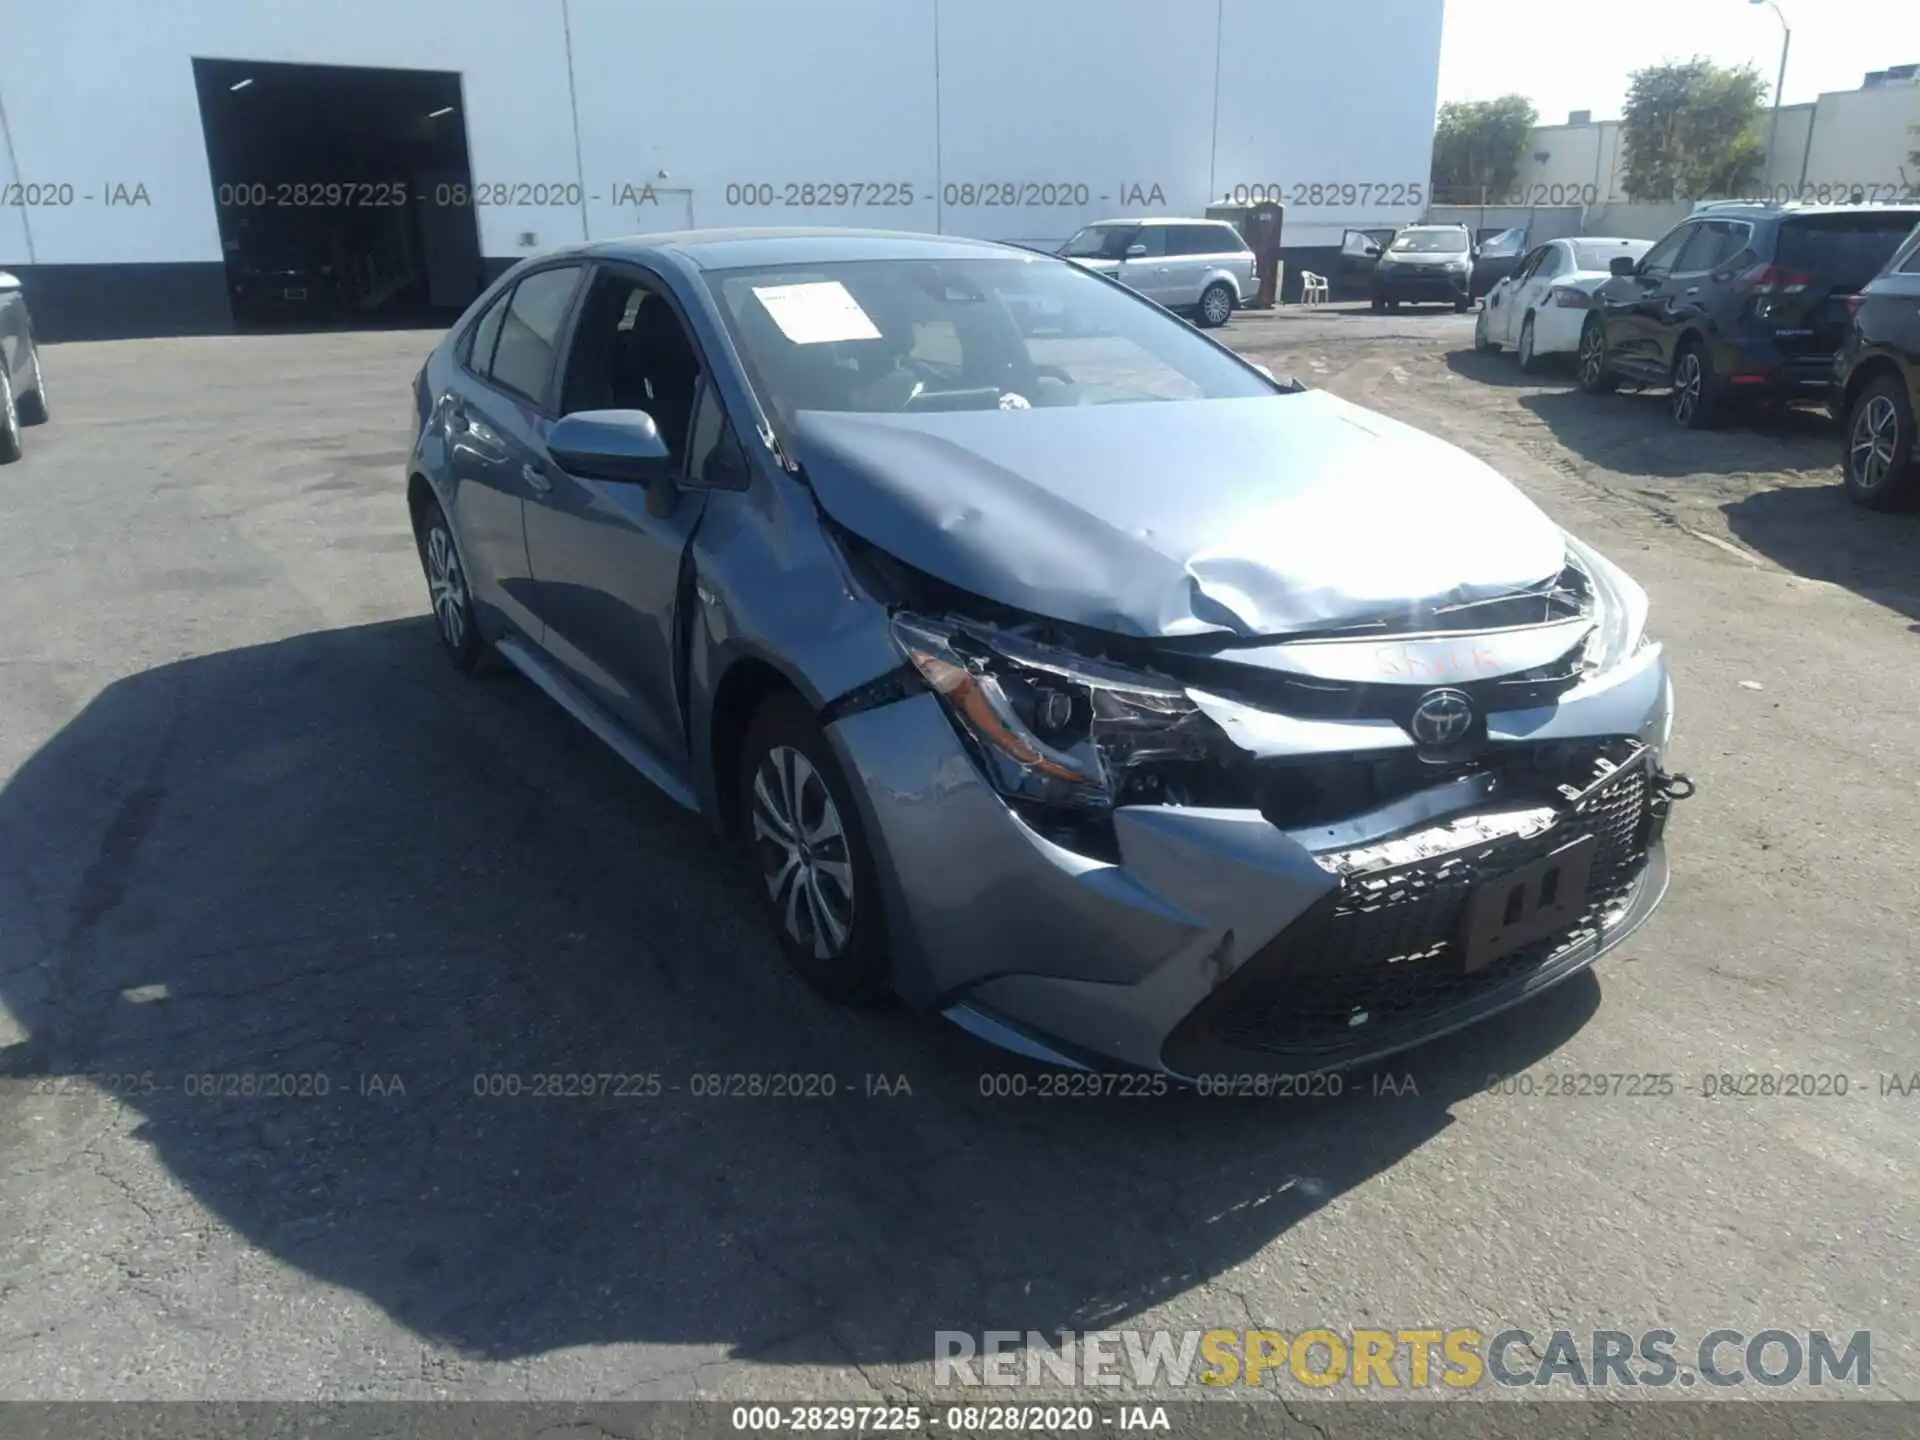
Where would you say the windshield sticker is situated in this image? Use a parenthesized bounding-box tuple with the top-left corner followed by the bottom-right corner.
(751, 281, 882, 345)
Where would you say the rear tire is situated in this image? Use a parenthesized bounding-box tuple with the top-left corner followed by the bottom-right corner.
(1196, 282, 1233, 328)
(15, 347, 47, 426)
(1576, 316, 1617, 394)
(1843, 374, 1918, 512)
(1517, 313, 1543, 374)
(416, 497, 492, 674)
(1670, 340, 1720, 429)
(738, 691, 890, 1004)
(1453, 297, 1471, 314)
(0, 363, 22, 465)
(1370, 296, 1385, 313)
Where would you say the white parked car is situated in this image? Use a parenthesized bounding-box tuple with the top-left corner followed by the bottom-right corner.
(1475, 237, 1654, 371)
(1059, 218, 1256, 327)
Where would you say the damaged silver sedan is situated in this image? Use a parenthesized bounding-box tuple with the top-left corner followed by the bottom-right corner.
(405, 228, 1689, 1078)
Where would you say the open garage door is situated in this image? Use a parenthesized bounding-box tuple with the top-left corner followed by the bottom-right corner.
(192, 58, 483, 333)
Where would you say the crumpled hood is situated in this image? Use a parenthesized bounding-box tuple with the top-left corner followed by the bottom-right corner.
(791, 391, 1569, 639)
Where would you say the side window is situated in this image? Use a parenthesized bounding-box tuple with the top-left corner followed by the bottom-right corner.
(463, 289, 511, 375)
(1130, 227, 1168, 258)
(1535, 246, 1566, 280)
(1639, 224, 1695, 280)
(559, 267, 705, 462)
(1900, 234, 1920, 275)
(1514, 247, 1548, 283)
(1170, 224, 1231, 255)
(488, 265, 583, 406)
(1676, 221, 1738, 274)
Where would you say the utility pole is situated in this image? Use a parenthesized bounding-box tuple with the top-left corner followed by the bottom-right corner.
(1752, 0, 1791, 192)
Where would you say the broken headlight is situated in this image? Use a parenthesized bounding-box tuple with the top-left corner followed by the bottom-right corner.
(891, 614, 1223, 810)
(1565, 535, 1653, 676)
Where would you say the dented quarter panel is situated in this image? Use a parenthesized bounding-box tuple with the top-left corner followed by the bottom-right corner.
(790, 389, 1569, 640)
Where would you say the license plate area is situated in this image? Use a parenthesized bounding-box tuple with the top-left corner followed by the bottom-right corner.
(284, 287, 308, 300)
(1460, 834, 1596, 973)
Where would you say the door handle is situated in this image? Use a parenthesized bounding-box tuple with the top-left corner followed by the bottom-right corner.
(522, 462, 553, 495)
(1685, 286, 1701, 296)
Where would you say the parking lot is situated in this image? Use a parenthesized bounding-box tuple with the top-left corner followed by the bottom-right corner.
(1, 309, 1915, 1402)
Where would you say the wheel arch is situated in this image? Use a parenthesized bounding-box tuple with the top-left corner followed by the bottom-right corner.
(706, 653, 812, 841)
(1843, 355, 1907, 414)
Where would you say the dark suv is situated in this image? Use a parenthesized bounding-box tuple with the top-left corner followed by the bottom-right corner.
(1833, 218, 1920, 509)
(1575, 202, 1920, 428)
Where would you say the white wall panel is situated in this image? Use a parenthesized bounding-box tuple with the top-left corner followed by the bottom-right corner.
(0, 0, 573, 265)
(1215, 0, 1445, 246)
(0, 0, 1447, 267)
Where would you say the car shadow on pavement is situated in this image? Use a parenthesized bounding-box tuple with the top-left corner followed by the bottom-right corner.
(1515, 388, 1837, 481)
(1723, 484, 1920, 624)
(0, 618, 1600, 1368)
(1442, 347, 1574, 390)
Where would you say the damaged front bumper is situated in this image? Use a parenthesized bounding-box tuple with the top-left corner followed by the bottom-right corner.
(825, 631, 1687, 1079)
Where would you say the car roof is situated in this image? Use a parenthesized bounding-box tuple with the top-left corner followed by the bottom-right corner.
(1559, 236, 1650, 247)
(574, 227, 1025, 271)
(1688, 201, 1920, 220)
(1400, 223, 1470, 232)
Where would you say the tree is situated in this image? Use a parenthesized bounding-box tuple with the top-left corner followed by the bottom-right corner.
(1430, 97, 1539, 201)
(1619, 59, 1768, 201)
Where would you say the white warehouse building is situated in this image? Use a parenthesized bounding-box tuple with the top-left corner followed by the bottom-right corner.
(0, 0, 1446, 339)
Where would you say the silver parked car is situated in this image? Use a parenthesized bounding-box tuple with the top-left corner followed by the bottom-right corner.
(0, 270, 51, 464)
(405, 227, 1688, 1078)
(1059, 217, 1255, 327)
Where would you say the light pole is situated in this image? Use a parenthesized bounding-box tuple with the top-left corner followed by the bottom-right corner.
(1752, 0, 1791, 192)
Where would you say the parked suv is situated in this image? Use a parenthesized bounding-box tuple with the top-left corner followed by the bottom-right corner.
(1575, 202, 1920, 428)
(1833, 217, 1920, 509)
(1370, 224, 1475, 312)
(1059, 218, 1254, 327)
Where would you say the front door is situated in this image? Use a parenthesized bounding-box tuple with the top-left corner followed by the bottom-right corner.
(1601, 222, 1695, 375)
(520, 265, 715, 765)
(1112, 224, 1173, 304)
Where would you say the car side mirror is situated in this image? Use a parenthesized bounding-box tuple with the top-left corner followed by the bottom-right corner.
(549, 410, 673, 484)
(1609, 256, 1638, 278)
(1125, 243, 1149, 258)
(1364, 244, 1381, 258)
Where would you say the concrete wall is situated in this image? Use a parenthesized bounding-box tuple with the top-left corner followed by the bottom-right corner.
(0, 0, 1448, 271)
(1507, 80, 1919, 208)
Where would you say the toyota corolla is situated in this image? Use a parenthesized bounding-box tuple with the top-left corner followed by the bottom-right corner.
(404, 228, 1688, 1077)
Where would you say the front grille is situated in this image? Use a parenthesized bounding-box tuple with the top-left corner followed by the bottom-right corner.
(1166, 748, 1654, 1067)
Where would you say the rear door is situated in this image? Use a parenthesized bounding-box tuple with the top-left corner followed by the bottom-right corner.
(1650, 219, 1748, 372)
(445, 264, 587, 641)
(1766, 210, 1920, 369)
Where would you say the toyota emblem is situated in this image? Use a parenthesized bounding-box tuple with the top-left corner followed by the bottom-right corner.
(1409, 687, 1476, 747)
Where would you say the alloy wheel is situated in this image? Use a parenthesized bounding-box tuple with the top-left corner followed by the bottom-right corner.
(1201, 286, 1232, 326)
(425, 523, 467, 651)
(1519, 317, 1535, 368)
(1578, 327, 1605, 386)
(1672, 352, 1703, 424)
(751, 746, 854, 960)
(1850, 394, 1900, 493)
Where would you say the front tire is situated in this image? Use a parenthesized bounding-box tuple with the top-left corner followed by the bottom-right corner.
(1370, 295, 1386, 313)
(1473, 308, 1499, 353)
(1576, 316, 1617, 394)
(1843, 374, 1918, 511)
(416, 497, 490, 673)
(1196, 282, 1233, 329)
(738, 691, 889, 1004)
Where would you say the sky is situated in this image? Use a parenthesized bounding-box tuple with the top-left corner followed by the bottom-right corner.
(1437, 0, 1920, 122)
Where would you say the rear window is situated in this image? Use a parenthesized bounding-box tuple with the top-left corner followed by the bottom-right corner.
(1571, 240, 1650, 271)
(1391, 229, 1470, 254)
(1775, 213, 1920, 288)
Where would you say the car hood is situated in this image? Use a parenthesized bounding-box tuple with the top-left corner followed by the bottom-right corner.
(790, 391, 1569, 639)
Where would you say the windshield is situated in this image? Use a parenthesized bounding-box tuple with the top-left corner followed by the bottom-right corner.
(1390, 230, 1470, 254)
(704, 256, 1274, 433)
(1060, 224, 1139, 260)
(1571, 240, 1651, 271)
